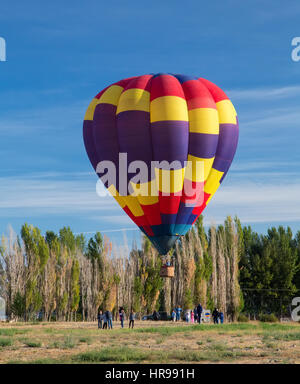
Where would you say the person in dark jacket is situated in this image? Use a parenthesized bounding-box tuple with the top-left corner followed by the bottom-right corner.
(197, 303, 203, 323)
(193, 307, 198, 323)
(118, 306, 124, 321)
(106, 310, 113, 329)
(129, 310, 135, 328)
(212, 308, 219, 324)
(97, 310, 103, 329)
(120, 309, 125, 328)
(102, 311, 108, 329)
(153, 310, 160, 321)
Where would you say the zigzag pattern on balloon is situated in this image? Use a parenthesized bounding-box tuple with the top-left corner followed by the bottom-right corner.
(83, 74, 239, 254)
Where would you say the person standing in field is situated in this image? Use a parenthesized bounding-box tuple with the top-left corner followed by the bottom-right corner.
(193, 307, 198, 323)
(102, 311, 108, 329)
(185, 310, 191, 323)
(171, 309, 176, 322)
(176, 306, 182, 321)
(129, 310, 135, 329)
(118, 306, 124, 321)
(106, 310, 113, 329)
(219, 310, 224, 324)
(197, 303, 203, 324)
(120, 309, 125, 328)
(191, 310, 194, 323)
(97, 310, 103, 329)
(212, 308, 219, 324)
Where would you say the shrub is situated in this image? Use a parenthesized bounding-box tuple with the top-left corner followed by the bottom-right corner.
(237, 314, 249, 322)
(259, 313, 278, 323)
(23, 340, 42, 348)
(74, 347, 149, 362)
(62, 336, 77, 349)
(0, 329, 28, 336)
(0, 337, 13, 347)
(79, 336, 91, 344)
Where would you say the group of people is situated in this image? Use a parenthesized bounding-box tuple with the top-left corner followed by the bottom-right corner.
(97, 310, 113, 329)
(172, 303, 204, 323)
(98, 305, 224, 328)
(212, 308, 224, 324)
(119, 307, 136, 329)
(97, 308, 136, 329)
(171, 304, 224, 324)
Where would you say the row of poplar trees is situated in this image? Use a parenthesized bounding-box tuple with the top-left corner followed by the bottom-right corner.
(0, 216, 299, 321)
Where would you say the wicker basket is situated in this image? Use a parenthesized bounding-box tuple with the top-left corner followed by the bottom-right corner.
(160, 265, 175, 278)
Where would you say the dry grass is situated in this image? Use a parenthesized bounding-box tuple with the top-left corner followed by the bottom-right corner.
(0, 320, 299, 364)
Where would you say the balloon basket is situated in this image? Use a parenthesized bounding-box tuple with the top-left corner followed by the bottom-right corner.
(160, 265, 174, 278)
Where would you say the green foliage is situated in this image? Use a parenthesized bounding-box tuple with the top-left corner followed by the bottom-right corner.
(74, 347, 151, 363)
(0, 337, 13, 347)
(45, 231, 58, 248)
(59, 226, 76, 254)
(0, 329, 29, 336)
(239, 226, 298, 316)
(206, 286, 214, 311)
(237, 313, 249, 322)
(79, 336, 91, 344)
(62, 335, 77, 349)
(70, 259, 80, 313)
(86, 232, 104, 268)
(11, 292, 26, 318)
(183, 289, 193, 310)
(75, 234, 86, 253)
(21, 223, 49, 270)
(196, 215, 208, 250)
(133, 276, 143, 312)
(259, 313, 278, 323)
(48, 336, 77, 349)
(2, 217, 300, 323)
(144, 265, 163, 313)
(23, 339, 42, 348)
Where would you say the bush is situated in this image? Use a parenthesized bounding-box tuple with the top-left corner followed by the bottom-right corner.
(237, 314, 249, 322)
(23, 340, 42, 348)
(0, 337, 13, 347)
(62, 336, 77, 349)
(259, 313, 278, 323)
(74, 347, 149, 363)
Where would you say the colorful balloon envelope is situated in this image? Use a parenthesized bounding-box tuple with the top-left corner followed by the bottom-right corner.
(83, 74, 239, 255)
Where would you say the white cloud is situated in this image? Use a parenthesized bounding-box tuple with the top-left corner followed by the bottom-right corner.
(230, 161, 300, 173)
(0, 100, 88, 135)
(228, 85, 300, 101)
(242, 108, 300, 130)
(204, 180, 300, 225)
(0, 172, 117, 215)
(1, 168, 300, 227)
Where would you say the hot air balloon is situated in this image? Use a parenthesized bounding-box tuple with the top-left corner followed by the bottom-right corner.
(83, 74, 239, 277)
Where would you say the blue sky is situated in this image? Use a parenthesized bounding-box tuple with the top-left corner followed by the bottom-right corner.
(1, 0, 300, 247)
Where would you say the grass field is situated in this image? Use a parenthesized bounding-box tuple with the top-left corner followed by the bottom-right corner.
(0, 320, 299, 364)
